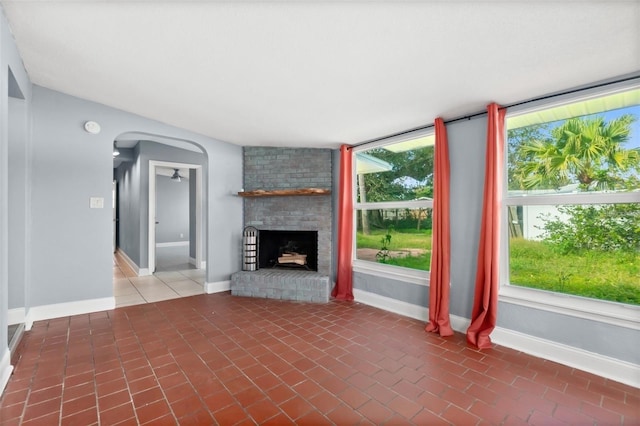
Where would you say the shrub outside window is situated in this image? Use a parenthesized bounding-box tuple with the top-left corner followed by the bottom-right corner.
(353, 133, 435, 277)
(504, 85, 640, 306)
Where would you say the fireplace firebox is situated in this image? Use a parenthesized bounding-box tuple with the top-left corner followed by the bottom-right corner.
(259, 230, 318, 271)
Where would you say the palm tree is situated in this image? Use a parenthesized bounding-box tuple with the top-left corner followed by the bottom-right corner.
(513, 114, 639, 191)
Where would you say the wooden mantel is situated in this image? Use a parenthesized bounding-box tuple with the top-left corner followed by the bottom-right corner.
(237, 188, 331, 197)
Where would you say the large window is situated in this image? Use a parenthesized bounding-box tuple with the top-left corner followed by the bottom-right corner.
(504, 85, 640, 308)
(353, 133, 435, 278)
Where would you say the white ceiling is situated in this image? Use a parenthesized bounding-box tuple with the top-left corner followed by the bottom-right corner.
(2, 1, 639, 149)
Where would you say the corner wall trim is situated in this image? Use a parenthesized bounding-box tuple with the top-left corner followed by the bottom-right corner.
(1, 350, 14, 396)
(352, 288, 638, 389)
(189, 258, 207, 269)
(7, 308, 25, 326)
(116, 249, 151, 277)
(491, 326, 640, 389)
(205, 280, 230, 294)
(25, 297, 116, 330)
(156, 241, 189, 248)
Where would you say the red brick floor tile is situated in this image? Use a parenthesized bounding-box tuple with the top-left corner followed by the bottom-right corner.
(61, 394, 96, 418)
(279, 395, 314, 420)
(60, 407, 98, 425)
(387, 394, 423, 420)
(98, 389, 131, 412)
(131, 386, 164, 408)
(296, 410, 333, 425)
(339, 386, 371, 409)
(261, 412, 297, 426)
(358, 399, 394, 424)
(326, 403, 366, 425)
(22, 397, 62, 423)
(307, 390, 341, 414)
(0, 402, 26, 423)
(203, 389, 235, 412)
(27, 385, 63, 405)
(441, 403, 482, 425)
(134, 399, 171, 424)
(245, 399, 280, 424)
(1, 294, 637, 426)
(211, 402, 250, 424)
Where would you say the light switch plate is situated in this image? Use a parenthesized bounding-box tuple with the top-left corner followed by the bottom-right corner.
(90, 197, 104, 209)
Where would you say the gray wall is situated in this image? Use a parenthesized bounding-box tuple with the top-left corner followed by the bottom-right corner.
(7, 96, 28, 311)
(116, 141, 207, 269)
(29, 86, 242, 308)
(155, 174, 189, 244)
(189, 169, 197, 259)
(353, 113, 640, 365)
(1, 9, 33, 376)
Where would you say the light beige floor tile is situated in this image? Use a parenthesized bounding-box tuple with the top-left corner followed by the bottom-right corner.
(114, 285, 140, 297)
(129, 276, 165, 286)
(143, 293, 182, 303)
(167, 280, 204, 296)
(154, 271, 188, 283)
(115, 293, 146, 307)
(178, 269, 205, 279)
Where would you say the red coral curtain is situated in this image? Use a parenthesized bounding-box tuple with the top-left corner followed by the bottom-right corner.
(425, 118, 453, 337)
(466, 103, 505, 349)
(332, 145, 354, 301)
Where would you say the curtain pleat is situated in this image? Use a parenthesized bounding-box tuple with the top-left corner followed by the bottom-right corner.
(466, 103, 505, 349)
(425, 118, 453, 337)
(331, 145, 354, 301)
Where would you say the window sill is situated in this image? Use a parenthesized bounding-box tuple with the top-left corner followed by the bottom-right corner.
(499, 285, 640, 330)
(353, 259, 429, 286)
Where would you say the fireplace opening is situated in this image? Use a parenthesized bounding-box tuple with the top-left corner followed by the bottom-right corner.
(259, 230, 318, 271)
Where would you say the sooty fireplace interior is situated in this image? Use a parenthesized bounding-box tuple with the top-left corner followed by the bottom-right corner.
(259, 230, 318, 271)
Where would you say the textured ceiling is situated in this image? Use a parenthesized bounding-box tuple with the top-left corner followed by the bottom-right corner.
(2, 1, 639, 148)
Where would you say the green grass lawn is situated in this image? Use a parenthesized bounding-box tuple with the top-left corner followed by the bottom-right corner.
(357, 229, 640, 305)
(509, 238, 639, 305)
(357, 228, 432, 270)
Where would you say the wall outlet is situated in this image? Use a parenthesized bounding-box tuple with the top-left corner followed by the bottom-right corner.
(90, 197, 104, 209)
(180, 233, 184, 238)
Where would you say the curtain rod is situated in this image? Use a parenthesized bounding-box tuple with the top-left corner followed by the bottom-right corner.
(351, 74, 640, 149)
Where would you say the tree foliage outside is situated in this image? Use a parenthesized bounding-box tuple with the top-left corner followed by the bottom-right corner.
(508, 110, 640, 304)
(358, 147, 434, 203)
(357, 145, 434, 233)
(510, 114, 640, 191)
(539, 204, 640, 254)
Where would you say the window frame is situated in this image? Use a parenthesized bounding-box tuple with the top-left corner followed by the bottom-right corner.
(352, 129, 435, 286)
(499, 80, 640, 330)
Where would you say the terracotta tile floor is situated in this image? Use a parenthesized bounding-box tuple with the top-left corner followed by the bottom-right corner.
(1, 293, 638, 425)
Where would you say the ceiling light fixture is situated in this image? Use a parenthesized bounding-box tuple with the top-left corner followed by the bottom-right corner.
(171, 169, 182, 182)
(112, 142, 120, 157)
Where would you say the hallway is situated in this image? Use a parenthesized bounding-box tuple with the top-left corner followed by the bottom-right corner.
(113, 251, 204, 308)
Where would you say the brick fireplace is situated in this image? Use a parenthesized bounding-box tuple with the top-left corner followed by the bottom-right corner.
(230, 147, 333, 302)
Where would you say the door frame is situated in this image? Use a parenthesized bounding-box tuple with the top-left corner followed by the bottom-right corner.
(148, 160, 203, 274)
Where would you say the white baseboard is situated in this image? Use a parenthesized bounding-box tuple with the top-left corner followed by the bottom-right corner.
(116, 249, 151, 277)
(205, 280, 230, 294)
(7, 308, 25, 326)
(353, 288, 639, 389)
(1, 350, 13, 396)
(491, 326, 640, 389)
(353, 288, 428, 321)
(25, 297, 116, 330)
(156, 241, 189, 248)
(190, 257, 206, 269)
